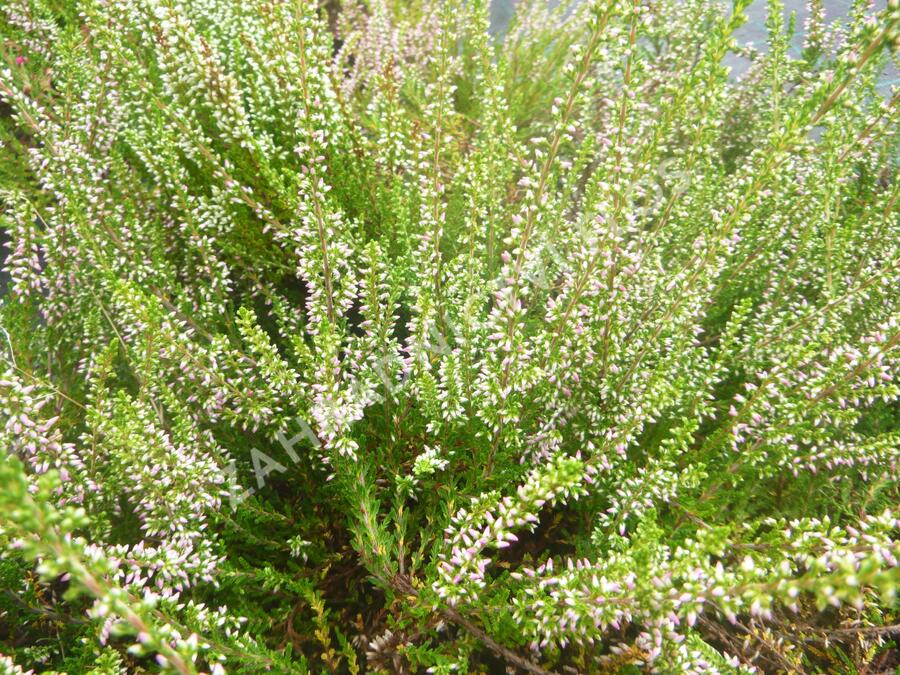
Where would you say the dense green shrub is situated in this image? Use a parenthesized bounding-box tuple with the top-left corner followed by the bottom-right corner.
(1, 0, 898, 671)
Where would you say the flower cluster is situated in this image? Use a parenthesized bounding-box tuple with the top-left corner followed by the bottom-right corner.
(435, 453, 589, 605)
(1, 0, 898, 672)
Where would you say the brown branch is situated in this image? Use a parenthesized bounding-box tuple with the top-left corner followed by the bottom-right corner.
(389, 574, 556, 675)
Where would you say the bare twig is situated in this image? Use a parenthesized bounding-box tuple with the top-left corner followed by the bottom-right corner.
(389, 574, 556, 675)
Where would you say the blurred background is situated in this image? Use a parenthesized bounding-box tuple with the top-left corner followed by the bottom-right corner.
(490, 0, 897, 93)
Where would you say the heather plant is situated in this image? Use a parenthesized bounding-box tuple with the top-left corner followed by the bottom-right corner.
(0, 0, 898, 672)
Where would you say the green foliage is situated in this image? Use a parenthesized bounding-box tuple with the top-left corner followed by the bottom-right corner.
(0, 0, 898, 672)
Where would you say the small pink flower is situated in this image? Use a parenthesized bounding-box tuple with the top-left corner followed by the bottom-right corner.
(15, 56, 25, 66)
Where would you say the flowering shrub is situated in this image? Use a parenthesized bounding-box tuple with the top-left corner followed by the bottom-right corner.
(1, 0, 899, 671)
